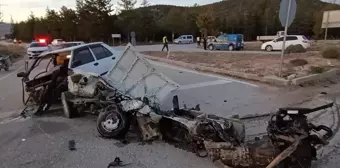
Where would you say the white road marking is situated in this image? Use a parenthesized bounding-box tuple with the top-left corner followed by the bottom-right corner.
(178, 80, 232, 90)
(148, 60, 258, 87)
(0, 65, 24, 81)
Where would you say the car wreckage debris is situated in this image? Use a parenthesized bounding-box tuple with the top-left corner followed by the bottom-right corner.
(107, 157, 130, 168)
(68, 140, 76, 151)
(18, 44, 335, 168)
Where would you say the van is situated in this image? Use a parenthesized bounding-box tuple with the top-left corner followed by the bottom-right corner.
(208, 34, 244, 51)
(174, 35, 194, 44)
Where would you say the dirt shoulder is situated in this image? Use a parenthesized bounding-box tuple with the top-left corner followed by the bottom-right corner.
(0, 44, 26, 62)
(142, 51, 340, 79)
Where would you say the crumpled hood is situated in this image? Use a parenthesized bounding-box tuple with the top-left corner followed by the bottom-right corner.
(104, 43, 180, 109)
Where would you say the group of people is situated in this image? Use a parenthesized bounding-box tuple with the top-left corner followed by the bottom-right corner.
(161, 36, 208, 52)
(196, 36, 208, 50)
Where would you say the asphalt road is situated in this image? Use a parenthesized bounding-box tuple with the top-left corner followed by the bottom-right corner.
(0, 55, 281, 168)
(115, 43, 281, 54)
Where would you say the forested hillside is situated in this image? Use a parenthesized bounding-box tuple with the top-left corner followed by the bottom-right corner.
(9, 0, 340, 42)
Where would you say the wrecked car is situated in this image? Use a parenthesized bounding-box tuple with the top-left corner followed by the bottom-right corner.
(17, 42, 121, 114)
(61, 44, 333, 168)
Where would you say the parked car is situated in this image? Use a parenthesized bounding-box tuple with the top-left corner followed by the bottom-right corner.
(51, 39, 65, 45)
(257, 31, 285, 43)
(207, 36, 217, 43)
(27, 42, 50, 59)
(173, 35, 194, 44)
(261, 35, 311, 51)
(207, 34, 244, 51)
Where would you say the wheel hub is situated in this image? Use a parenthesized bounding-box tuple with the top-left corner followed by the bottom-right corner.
(102, 114, 120, 131)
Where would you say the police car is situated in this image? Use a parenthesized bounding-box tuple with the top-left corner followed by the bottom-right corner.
(27, 39, 50, 59)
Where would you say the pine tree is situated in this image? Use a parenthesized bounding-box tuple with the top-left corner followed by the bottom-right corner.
(118, 0, 137, 11)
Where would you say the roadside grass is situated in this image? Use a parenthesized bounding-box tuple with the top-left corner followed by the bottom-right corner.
(0, 44, 26, 62)
(142, 51, 340, 79)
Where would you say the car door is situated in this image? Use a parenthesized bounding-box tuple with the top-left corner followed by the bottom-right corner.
(285, 36, 298, 48)
(272, 37, 284, 50)
(187, 36, 193, 43)
(181, 36, 187, 43)
(89, 43, 117, 76)
(69, 46, 101, 74)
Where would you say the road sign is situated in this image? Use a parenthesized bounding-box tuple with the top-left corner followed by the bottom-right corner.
(111, 34, 121, 38)
(279, 0, 297, 27)
(278, 0, 297, 77)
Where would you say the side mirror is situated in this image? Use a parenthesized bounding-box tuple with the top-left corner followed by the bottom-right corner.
(273, 40, 277, 43)
(17, 72, 26, 78)
(71, 60, 81, 68)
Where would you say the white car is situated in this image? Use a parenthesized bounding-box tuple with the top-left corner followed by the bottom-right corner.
(54, 41, 85, 50)
(173, 35, 194, 44)
(27, 42, 50, 59)
(51, 39, 65, 45)
(261, 35, 311, 51)
(40, 42, 120, 76)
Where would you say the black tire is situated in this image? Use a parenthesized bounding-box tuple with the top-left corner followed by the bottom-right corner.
(228, 45, 234, 51)
(4, 66, 9, 71)
(208, 44, 214, 51)
(96, 104, 130, 139)
(266, 45, 273, 52)
(178, 41, 182, 44)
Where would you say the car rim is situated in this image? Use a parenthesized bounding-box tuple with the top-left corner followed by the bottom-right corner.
(209, 45, 213, 50)
(229, 46, 233, 51)
(102, 113, 120, 132)
(266, 46, 272, 51)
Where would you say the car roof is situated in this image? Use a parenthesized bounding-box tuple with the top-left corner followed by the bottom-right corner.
(39, 42, 103, 58)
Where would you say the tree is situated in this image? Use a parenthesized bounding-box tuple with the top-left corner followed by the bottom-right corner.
(141, 0, 150, 7)
(0, 9, 3, 22)
(196, 7, 215, 37)
(118, 0, 137, 11)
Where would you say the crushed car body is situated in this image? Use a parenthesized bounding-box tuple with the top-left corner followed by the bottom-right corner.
(18, 42, 333, 168)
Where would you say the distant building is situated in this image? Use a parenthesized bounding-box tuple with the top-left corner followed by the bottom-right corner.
(0, 22, 11, 38)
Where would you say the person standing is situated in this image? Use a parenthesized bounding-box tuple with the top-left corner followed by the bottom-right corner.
(196, 36, 200, 47)
(203, 36, 207, 50)
(162, 36, 169, 52)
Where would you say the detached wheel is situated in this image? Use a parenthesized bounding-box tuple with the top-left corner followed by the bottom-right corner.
(266, 45, 273, 52)
(208, 44, 214, 50)
(96, 104, 130, 138)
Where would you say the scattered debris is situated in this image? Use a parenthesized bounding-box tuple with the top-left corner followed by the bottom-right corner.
(224, 100, 227, 103)
(68, 140, 76, 151)
(107, 157, 130, 168)
(287, 74, 297, 80)
(21, 138, 26, 142)
(321, 92, 328, 95)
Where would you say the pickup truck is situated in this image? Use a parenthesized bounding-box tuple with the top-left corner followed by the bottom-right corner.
(257, 31, 285, 43)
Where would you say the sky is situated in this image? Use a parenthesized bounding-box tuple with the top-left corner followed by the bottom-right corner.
(0, 0, 220, 23)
